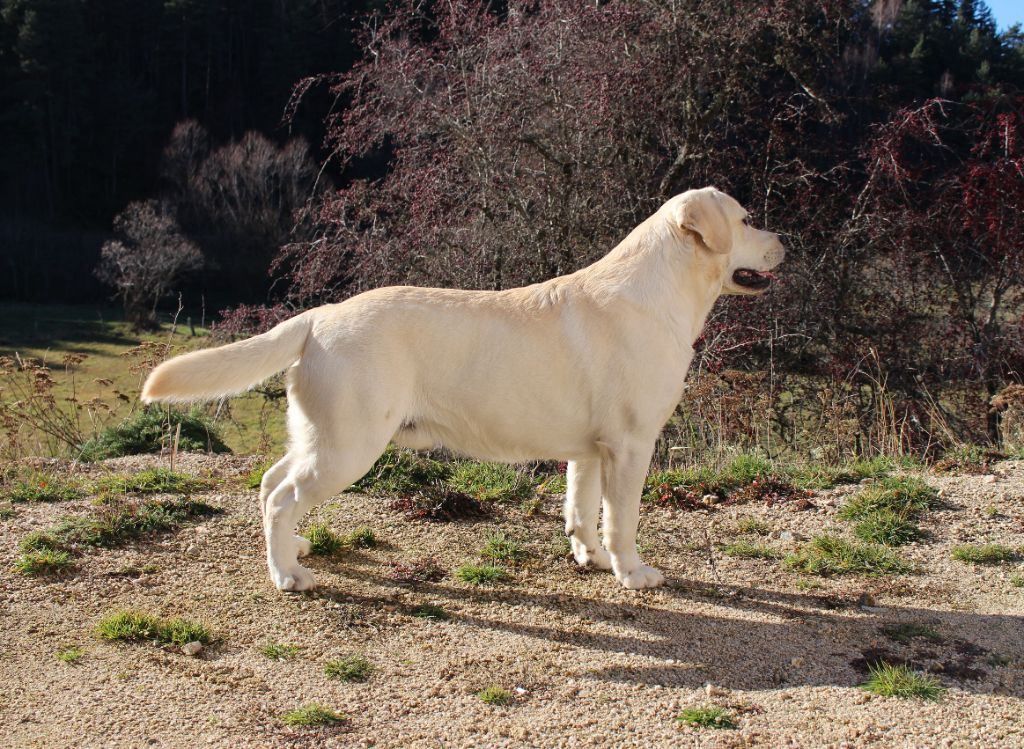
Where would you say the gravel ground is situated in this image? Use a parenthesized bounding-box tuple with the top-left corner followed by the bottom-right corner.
(1, 454, 1022, 748)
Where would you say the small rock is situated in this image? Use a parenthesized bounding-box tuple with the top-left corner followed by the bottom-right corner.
(983, 474, 997, 484)
(704, 682, 728, 697)
(779, 530, 804, 543)
(701, 493, 721, 506)
(181, 641, 204, 657)
(857, 592, 876, 608)
(514, 687, 528, 695)
(789, 657, 804, 668)
(859, 478, 874, 485)
(791, 498, 816, 511)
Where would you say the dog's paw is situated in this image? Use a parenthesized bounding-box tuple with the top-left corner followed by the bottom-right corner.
(615, 564, 665, 590)
(294, 535, 312, 557)
(271, 564, 317, 592)
(570, 538, 612, 570)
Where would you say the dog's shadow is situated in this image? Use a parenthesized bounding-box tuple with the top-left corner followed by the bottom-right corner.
(305, 562, 1024, 695)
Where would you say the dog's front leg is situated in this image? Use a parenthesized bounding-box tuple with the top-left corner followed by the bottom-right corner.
(563, 459, 612, 570)
(600, 440, 665, 590)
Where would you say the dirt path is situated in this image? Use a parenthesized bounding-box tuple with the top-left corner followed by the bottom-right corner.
(1, 455, 1022, 748)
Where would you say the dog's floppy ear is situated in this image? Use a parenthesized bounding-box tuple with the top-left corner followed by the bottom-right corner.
(675, 190, 733, 254)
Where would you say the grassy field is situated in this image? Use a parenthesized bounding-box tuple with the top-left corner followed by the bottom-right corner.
(0, 303, 286, 455)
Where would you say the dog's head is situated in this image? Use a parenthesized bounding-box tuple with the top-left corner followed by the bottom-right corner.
(667, 187, 785, 295)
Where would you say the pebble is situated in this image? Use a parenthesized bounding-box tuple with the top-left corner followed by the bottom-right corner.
(181, 641, 203, 657)
(702, 493, 720, 505)
(983, 474, 997, 484)
(704, 682, 729, 697)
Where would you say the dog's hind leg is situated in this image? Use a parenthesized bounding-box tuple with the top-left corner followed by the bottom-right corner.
(599, 439, 665, 590)
(563, 459, 612, 570)
(258, 454, 314, 558)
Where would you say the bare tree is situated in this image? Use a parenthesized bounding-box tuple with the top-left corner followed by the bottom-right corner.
(95, 200, 203, 330)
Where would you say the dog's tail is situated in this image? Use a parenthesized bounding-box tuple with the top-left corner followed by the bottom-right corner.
(141, 312, 313, 404)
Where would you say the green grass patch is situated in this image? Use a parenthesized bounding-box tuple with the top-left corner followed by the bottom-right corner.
(411, 603, 448, 620)
(343, 526, 377, 549)
(45, 496, 219, 550)
(478, 686, 514, 705)
(784, 534, 911, 576)
(260, 642, 301, 661)
(736, 517, 770, 535)
(304, 524, 344, 556)
(353, 446, 450, 495)
(6, 474, 83, 503)
(93, 468, 212, 497)
(281, 704, 349, 727)
(537, 473, 567, 495)
(95, 610, 211, 647)
(839, 476, 938, 521)
(861, 663, 945, 699)
(449, 462, 535, 503)
(246, 461, 273, 490)
(480, 531, 527, 563)
(19, 530, 61, 552)
(1011, 574, 1024, 588)
(455, 563, 510, 585)
(676, 705, 737, 729)
(951, 544, 1018, 565)
(13, 548, 72, 575)
(324, 654, 373, 682)
(853, 510, 922, 546)
(789, 457, 896, 490)
(55, 647, 84, 664)
(80, 407, 230, 461)
(881, 623, 943, 644)
(721, 540, 781, 559)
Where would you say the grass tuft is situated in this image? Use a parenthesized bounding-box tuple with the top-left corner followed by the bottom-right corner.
(55, 647, 84, 664)
(784, 534, 911, 576)
(281, 704, 349, 727)
(721, 540, 781, 560)
(853, 510, 922, 546)
(448, 462, 535, 503)
(411, 603, 448, 620)
(676, 705, 737, 729)
(354, 446, 450, 495)
(93, 468, 212, 497)
(951, 543, 1018, 565)
(343, 526, 377, 549)
(260, 642, 302, 660)
(455, 563, 510, 585)
(839, 476, 938, 521)
(246, 461, 273, 490)
(478, 685, 514, 705)
(1011, 574, 1024, 588)
(14, 549, 72, 575)
(324, 654, 373, 682)
(881, 623, 943, 644)
(304, 524, 344, 556)
(480, 531, 527, 563)
(861, 662, 945, 699)
(736, 517, 770, 535)
(7, 474, 83, 503)
(95, 609, 211, 647)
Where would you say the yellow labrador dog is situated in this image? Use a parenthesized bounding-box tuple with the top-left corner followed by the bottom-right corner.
(143, 187, 784, 592)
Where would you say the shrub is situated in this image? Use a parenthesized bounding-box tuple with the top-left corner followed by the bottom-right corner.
(389, 485, 490, 522)
(81, 408, 229, 461)
(784, 534, 911, 576)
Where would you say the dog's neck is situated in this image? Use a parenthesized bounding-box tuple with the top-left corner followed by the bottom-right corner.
(582, 215, 725, 347)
